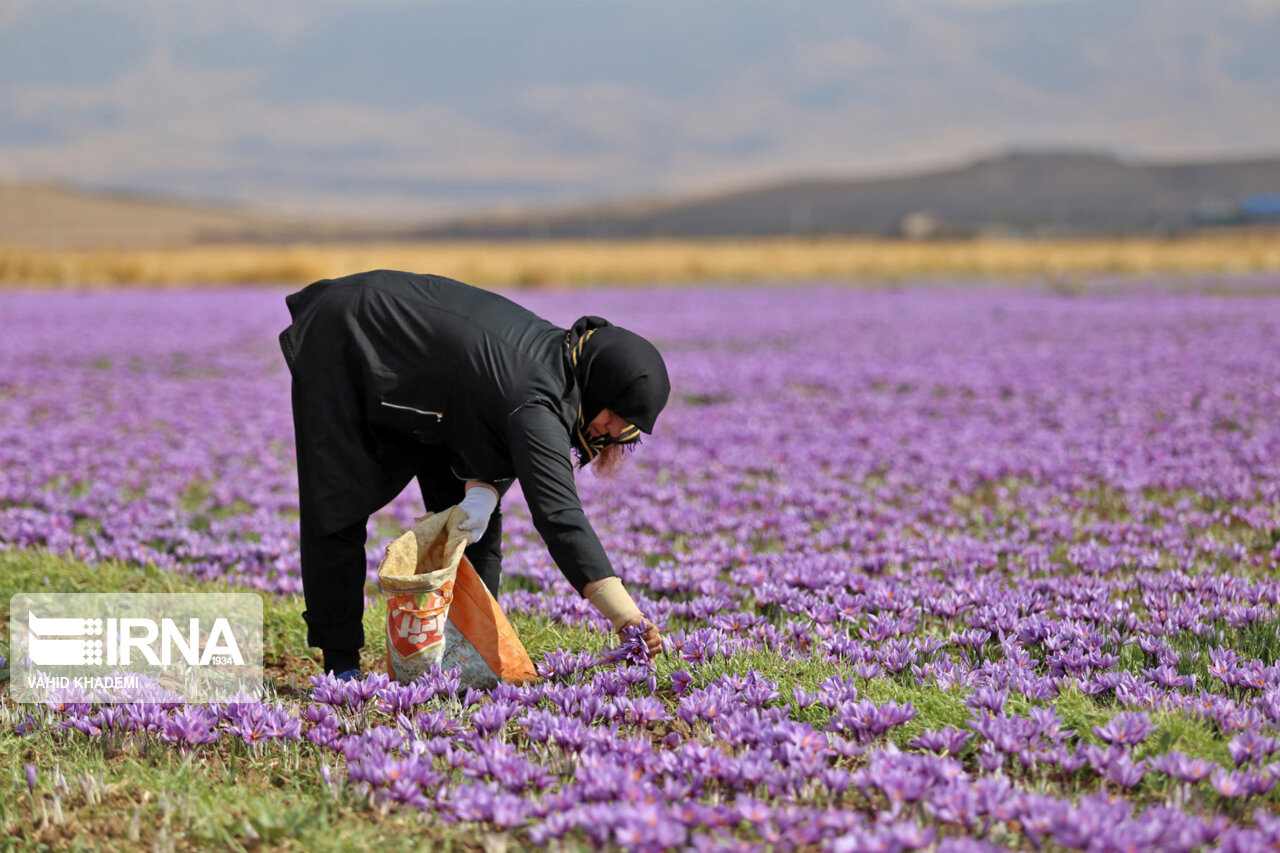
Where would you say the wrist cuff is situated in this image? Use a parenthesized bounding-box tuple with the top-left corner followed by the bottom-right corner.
(462, 485, 498, 516)
(587, 577, 642, 630)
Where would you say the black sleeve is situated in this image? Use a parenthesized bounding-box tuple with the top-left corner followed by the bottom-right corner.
(506, 400, 616, 595)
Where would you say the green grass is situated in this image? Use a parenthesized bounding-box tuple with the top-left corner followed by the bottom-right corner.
(0, 549, 496, 851)
(1137, 712, 1231, 766)
(1, 521, 1275, 850)
(862, 678, 973, 748)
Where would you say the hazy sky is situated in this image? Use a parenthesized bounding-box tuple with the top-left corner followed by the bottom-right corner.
(2, 0, 1279, 221)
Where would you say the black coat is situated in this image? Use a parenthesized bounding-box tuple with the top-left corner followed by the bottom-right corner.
(279, 270, 614, 593)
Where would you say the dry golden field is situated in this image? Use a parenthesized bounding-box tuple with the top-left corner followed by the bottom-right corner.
(2, 232, 1279, 289)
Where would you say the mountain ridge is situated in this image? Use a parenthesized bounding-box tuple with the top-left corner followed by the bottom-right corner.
(3, 150, 1279, 248)
(411, 150, 1280, 239)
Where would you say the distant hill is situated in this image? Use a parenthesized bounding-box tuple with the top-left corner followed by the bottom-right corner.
(0, 184, 289, 248)
(5, 151, 1280, 249)
(413, 151, 1280, 239)
(0, 184, 398, 249)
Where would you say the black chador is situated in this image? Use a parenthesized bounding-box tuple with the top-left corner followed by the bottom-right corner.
(278, 270, 669, 670)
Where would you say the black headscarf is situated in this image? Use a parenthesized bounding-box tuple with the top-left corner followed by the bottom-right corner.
(565, 316, 671, 467)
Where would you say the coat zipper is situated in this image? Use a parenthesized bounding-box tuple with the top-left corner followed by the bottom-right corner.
(380, 401, 444, 421)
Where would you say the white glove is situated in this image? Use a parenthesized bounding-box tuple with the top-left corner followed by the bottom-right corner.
(456, 485, 498, 544)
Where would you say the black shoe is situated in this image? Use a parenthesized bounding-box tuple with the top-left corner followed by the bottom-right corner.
(323, 649, 360, 676)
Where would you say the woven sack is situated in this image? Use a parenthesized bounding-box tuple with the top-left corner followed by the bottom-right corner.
(378, 506, 537, 689)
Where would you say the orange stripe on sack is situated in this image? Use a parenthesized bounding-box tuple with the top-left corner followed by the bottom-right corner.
(449, 555, 539, 684)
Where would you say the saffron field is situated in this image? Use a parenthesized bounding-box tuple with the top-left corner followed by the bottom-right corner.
(2, 278, 1280, 851)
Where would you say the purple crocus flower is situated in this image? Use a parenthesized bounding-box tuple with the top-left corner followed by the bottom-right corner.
(1093, 710, 1155, 746)
(1228, 730, 1280, 766)
(470, 702, 517, 738)
(670, 669, 694, 697)
(1098, 752, 1147, 788)
(160, 705, 220, 750)
(306, 725, 345, 750)
(1211, 768, 1254, 798)
(1151, 751, 1216, 783)
(909, 727, 972, 755)
(13, 282, 1280, 843)
(965, 685, 1008, 715)
(416, 709, 462, 737)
